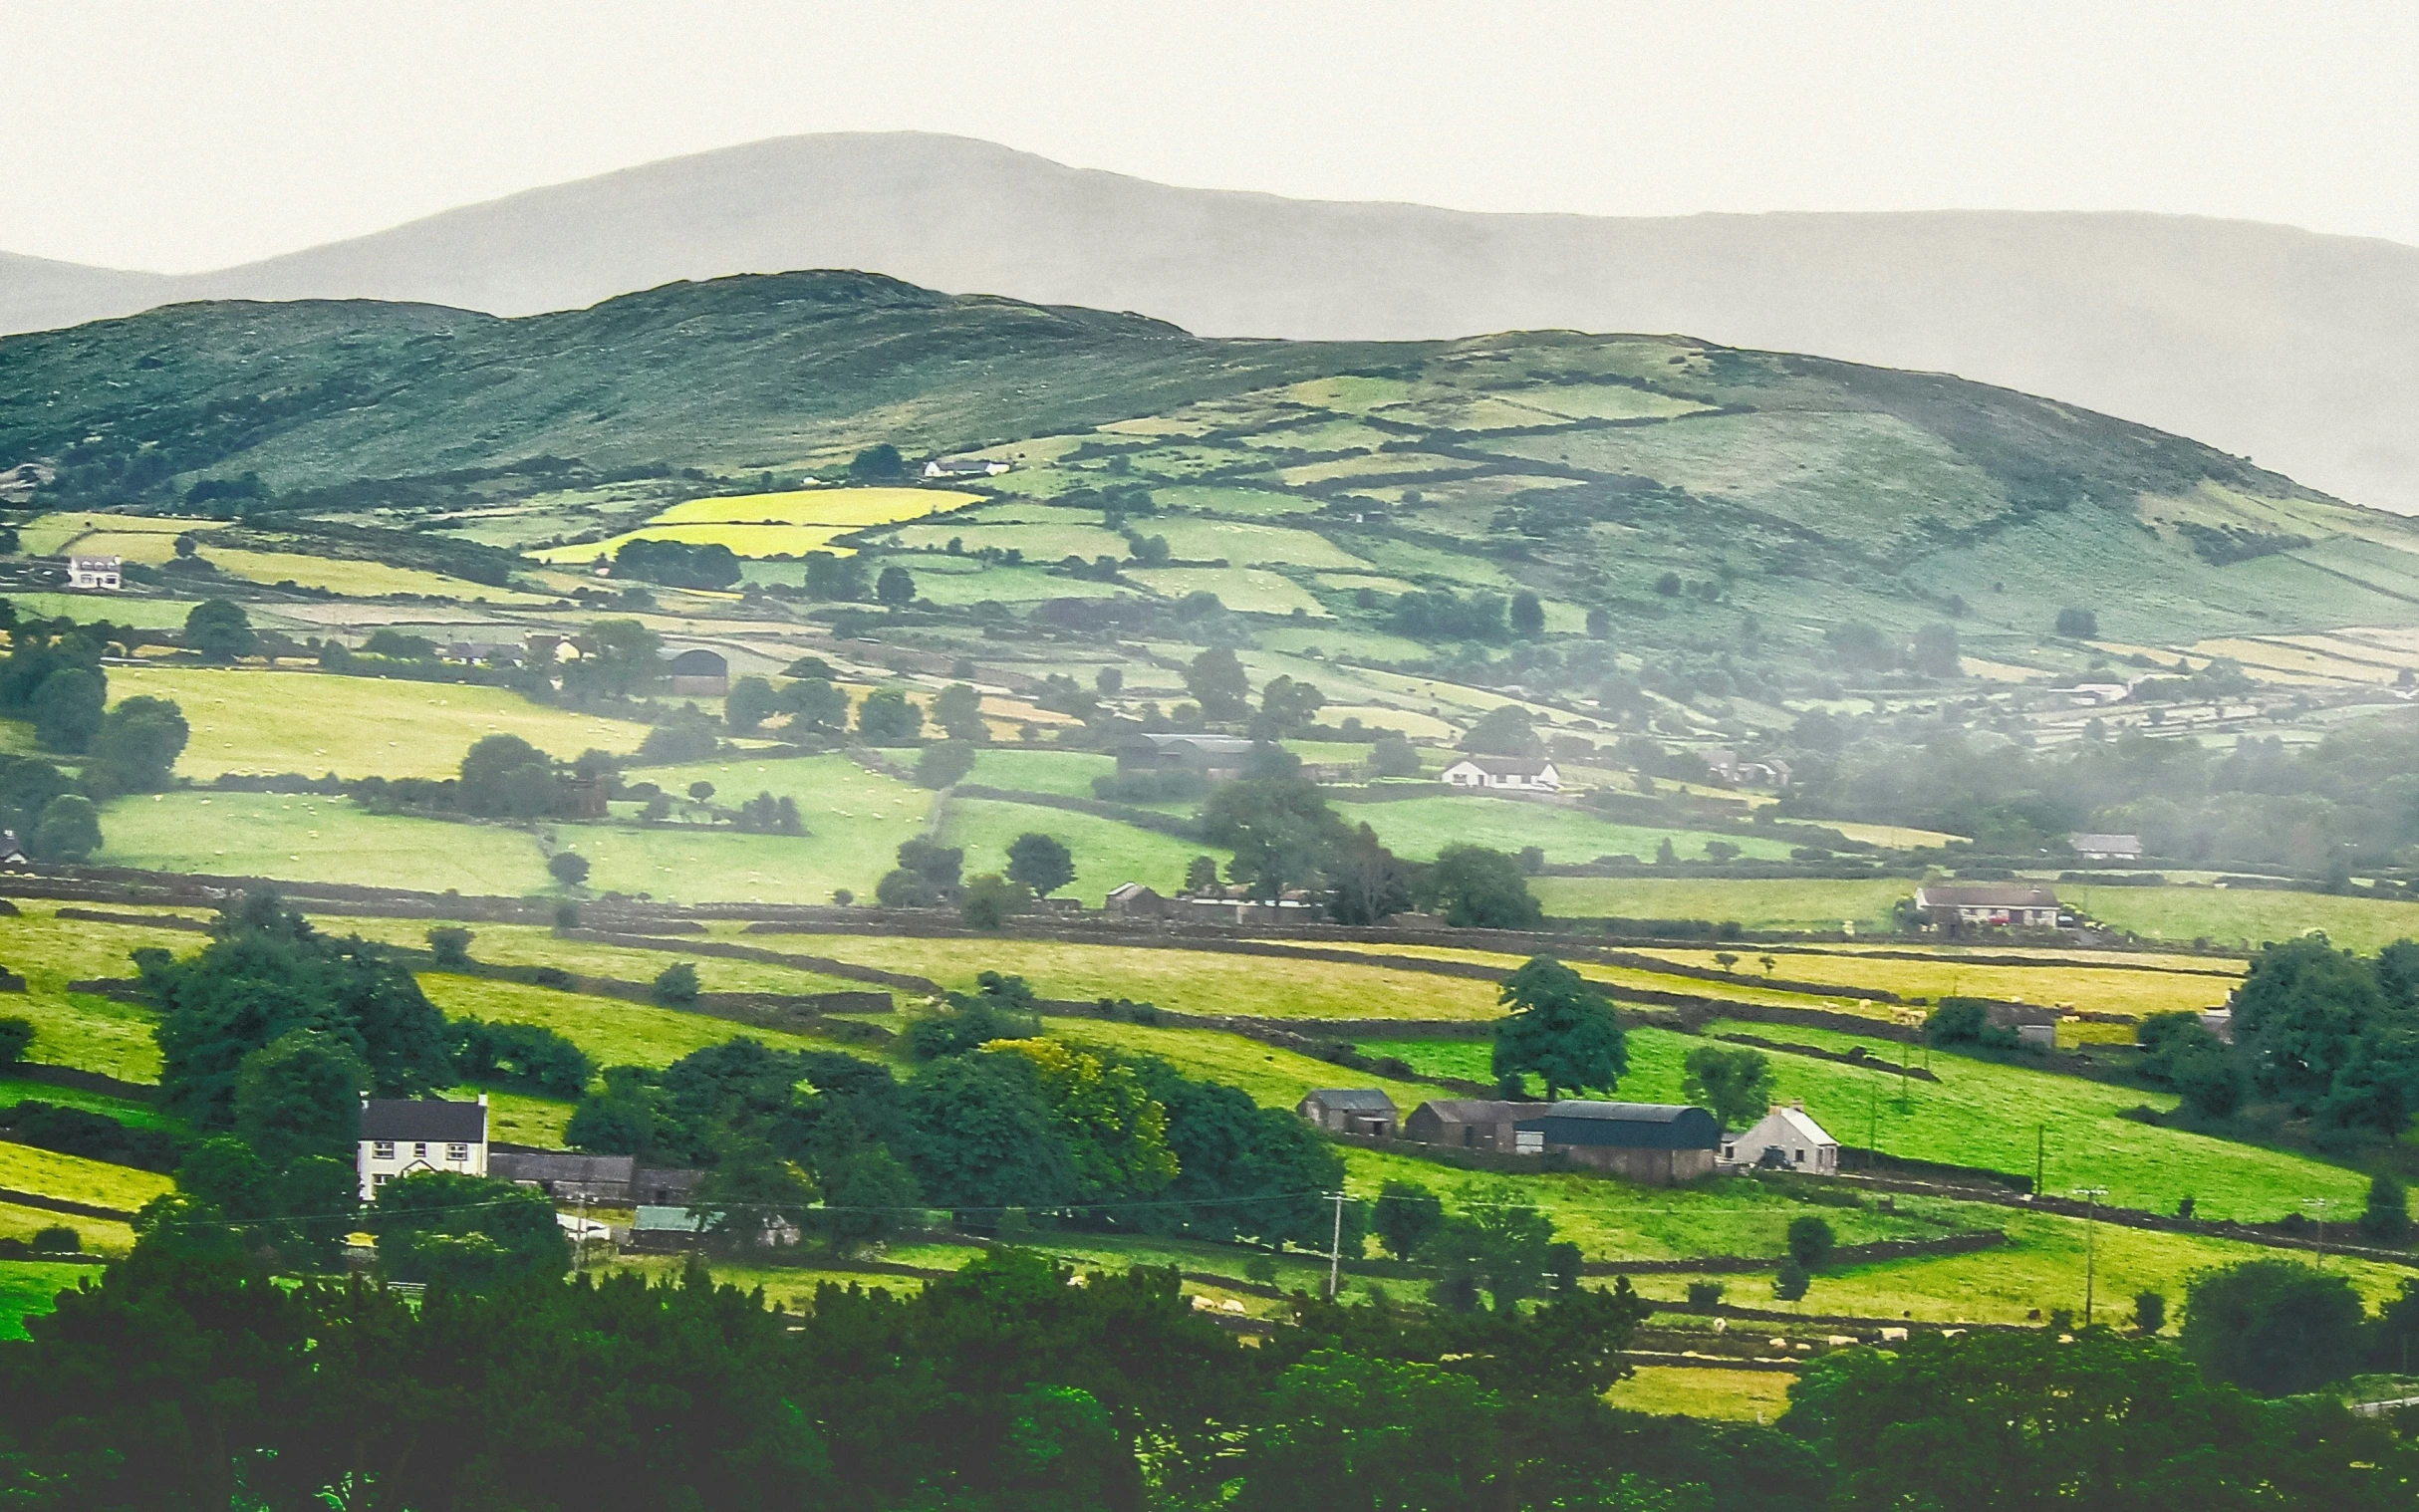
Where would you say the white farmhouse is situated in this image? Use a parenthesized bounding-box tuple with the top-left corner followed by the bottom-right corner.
(67, 555, 122, 591)
(1722, 1101, 1839, 1174)
(1441, 755, 1561, 793)
(357, 1096, 489, 1199)
(923, 456, 1011, 479)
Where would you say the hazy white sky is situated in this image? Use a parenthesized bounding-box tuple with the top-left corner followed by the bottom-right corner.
(5, 0, 2416, 272)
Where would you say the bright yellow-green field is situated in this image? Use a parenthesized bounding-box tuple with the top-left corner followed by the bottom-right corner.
(16, 512, 230, 557)
(2072, 884, 2419, 955)
(413, 975, 873, 1075)
(1637, 948, 2240, 1021)
(937, 797, 1221, 906)
(1530, 877, 1914, 931)
(1284, 939, 1860, 1015)
(106, 665, 653, 779)
(0, 1143, 172, 1213)
(0, 1207, 134, 1259)
(0, 905, 205, 1081)
(197, 547, 557, 603)
(100, 793, 553, 894)
(334, 918, 878, 999)
(534, 487, 978, 562)
(1604, 1367, 1796, 1422)
(779, 933, 1504, 1022)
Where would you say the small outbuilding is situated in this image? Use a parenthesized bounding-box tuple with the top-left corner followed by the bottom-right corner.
(1441, 755, 1561, 793)
(1118, 732, 1259, 783)
(1722, 1102, 1839, 1174)
(1405, 1099, 1552, 1153)
(1298, 1089, 1399, 1136)
(489, 1148, 637, 1203)
(1515, 1101, 1722, 1184)
(1104, 882, 1170, 919)
(924, 456, 1011, 478)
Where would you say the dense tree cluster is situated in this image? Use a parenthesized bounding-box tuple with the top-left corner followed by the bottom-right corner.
(613, 536, 743, 589)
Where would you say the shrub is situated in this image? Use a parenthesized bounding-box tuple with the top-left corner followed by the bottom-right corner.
(652, 963, 701, 1007)
(1786, 1216, 1836, 1271)
(2134, 1290, 2166, 1334)
(547, 852, 591, 887)
(856, 688, 924, 743)
(0, 1017, 32, 1066)
(1685, 1279, 1726, 1309)
(960, 874, 1030, 930)
(1773, 1257, 1809, 1301)
(29, 1225, 79, 1254)
(2360, 1171, 2411, 1244)
(2055, 607, 2099, 638)
(425, 926, 473, 967)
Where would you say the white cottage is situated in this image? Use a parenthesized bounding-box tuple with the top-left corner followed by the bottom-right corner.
(1441, 755, 1561, 793)
(1722, 1101, 1838, 1174)
(67, 555, 122, 591)
(358, 1096, 489, 1199)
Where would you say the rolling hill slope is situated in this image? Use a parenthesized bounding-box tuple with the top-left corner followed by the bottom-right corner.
(8, 269, 2418, 650)
(6, 132, 2417, 512)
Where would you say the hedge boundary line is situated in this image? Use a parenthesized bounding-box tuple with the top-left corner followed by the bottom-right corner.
(0, 1186, 134, 1222)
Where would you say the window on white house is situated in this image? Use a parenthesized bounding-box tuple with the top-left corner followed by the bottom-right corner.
(374, 1173, 389, 1186)
(1793, 1148, 1804, 1164)
(373, 1140, 395, 1159)
(446, 1143, 469, 1161)
(413, 1142, 427, 1159)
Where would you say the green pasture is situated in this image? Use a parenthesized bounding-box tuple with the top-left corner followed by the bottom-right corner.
(1637, 947, 2240, 1021)
(414, 975, 876, 1078)
(1528, 877, 1913, 930)
(0, 1260, 97, 1339)
(902, 565, 1125, 605)
(1365, 1022, 2369, 1222)
(1605, 1367, 1795, 1423)
(621, 752, 933, 887)
(1, 594, 206, 629)
(1286, 940, 1855, 1015)
(0, 1142, 172, 1213)
(2070, 884, 2419, 955)
(196, 547, 559, 603)
(464, 1087, 577, 1147)
(106, 665, 654, 780)
(100, 793, 551, 894)
(0, 1079, 173, 1130)
(936, 797, 1217, 904)
(554, 825, 885, 905)
(1337, 797, 1795, 868)
(331, 918, 877, 999)
(785, 933, 1503, 1021)
(1125, 567, 1331, 617)
(962, 748, 1117, 797)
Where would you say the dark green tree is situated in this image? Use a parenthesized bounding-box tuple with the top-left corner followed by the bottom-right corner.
(782, 676, 852, 734)
(1491, 956, 1625, 1101)
(1507, 591, 1545, 637)
(2359, 1171, 2411, 1244)
(695, 1137, 820, 1251)
(0, 1017, 32, 1066)
(1425, 844, 1541, 929)
(1460, 704, 1544, 758)
(724, 674, 782, 733)
(2181, 1259, 2367, 1394)
(654, 962, 701, 1006)
(1006, 832, 1075, 897)
(876, 565, 917, 609)
(371, 1169, 571, 1288)
(1372, 1179, 1446, 1261)
(1682, 1045, 1776, 1129)
(28, 793, 101, 862)
(183, 598, 257, 661)
(1786, 1216, 1836, 1270)
(1367, 731, 1422, 778)
(457, 734, 566, 819)
(916, 738, 978, 788)
(849, 443, 905, 482)
(83, 694, 187, 792)
(548, 850, 590, 887)
(29, 666, 104, 753)
(932, 681, 986, 741)
(856, 687, 925, 743)
(1185, 647, 1250, 721)
(960, 873, 1030, 929)
(233, 1029, 371, 1166)
(558, 618, 664, 697)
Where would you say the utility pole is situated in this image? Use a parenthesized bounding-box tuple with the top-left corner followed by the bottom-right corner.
(1327, 1191, 1346, 1300)
(2072, 1186, 2108, 1326)
(2308, 1198, 2331, 1266)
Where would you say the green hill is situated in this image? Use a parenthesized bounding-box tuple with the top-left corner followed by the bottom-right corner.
(9, 268, 2419, 660)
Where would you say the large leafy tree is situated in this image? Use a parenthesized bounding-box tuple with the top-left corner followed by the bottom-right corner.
(1492, 956, 1625, 1101)
(2180, 1259, 2369, 1395)
(233, 1029, 371, 1166)
(1005, 831, 1075, 897)
(84, 693, 188, 794)
(456, 733, 567, 819)
(1184, 647, 1250, 721)
(902, 1053, 1081, 1213)
(1682, 1045, 1777, 1129)
(182, 598, 257, 662)
(1426, 844, 1542, 929)
(2233, 937, 2386, 1110)
(983, 1039, 1176, 1202)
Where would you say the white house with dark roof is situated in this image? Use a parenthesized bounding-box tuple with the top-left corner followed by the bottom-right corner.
(67, 555, 122, 591)
(1722, 1101, 1839, 1174)
(358, 1096, 489, 1199)
(1912, 882, 2061, 928)
(2067, 833, 2145, 862)
(1441, 755, 1561, 793)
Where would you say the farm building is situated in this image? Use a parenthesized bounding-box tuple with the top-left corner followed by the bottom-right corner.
(66, 555, 121, 591)
(634, 1164, 706, 1207)
(1912, 882, 2062, 930)
(1441, 755, 1561, 793)
(1175, 887, 1324, 926)
(663, 647, 730, 695)
(2067, 833, 2144, 861)
(1405, 1099, 1551, 1152)
(1722, 1102, 1839, 1174)
(357, 1096, 488, 1200)
(1104, 882, 1170, 918)
(1298, 1089, 1399, 1135)
(1515, 1101, 1722, 1184)
(925, 456, 1011, 478)
(1118, 732, 1258, 782)
(489, 1147, 636, 1202)
(1701, 749, 1792, 788)
(0, 831, 23, 869)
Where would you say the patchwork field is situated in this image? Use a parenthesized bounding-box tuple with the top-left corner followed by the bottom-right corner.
(1340, 796, 1796, 867)
(414, 975, 877, 1071)
(103, 666, 654, 780)
(536, 486, 976, 562)
(1635, 947, 2241, 1022)
(99, 793, 553, 894)
(937, 796, 1217, 903)
(2070, 883, 2419, 954)
(1528, 877, 1915, 930)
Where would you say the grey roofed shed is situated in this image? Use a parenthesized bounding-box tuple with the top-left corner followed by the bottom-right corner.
(1516, 1102, 1722, 1149)
(359, 1099, 488, 1142)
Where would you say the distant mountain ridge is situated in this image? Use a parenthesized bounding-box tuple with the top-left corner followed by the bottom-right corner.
(7, 131, 2419, 510)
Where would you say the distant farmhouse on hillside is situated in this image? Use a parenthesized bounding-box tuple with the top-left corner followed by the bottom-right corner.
(1913, 882, 2063, 930)
(1441, 755, 1561, 793)
(924, 456, 1011, 478)
(1722, 1102, 1839, 1174)
(2067, 833, 2144, 861)
(358, 1096, 488, 1199)
(66, 555, 121, 591)
(1118, 732, 1257, 784)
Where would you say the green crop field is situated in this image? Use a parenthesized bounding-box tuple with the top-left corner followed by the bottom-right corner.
(1337, 797, 1795, 867)
(1364, 1022, 2368, 1222)
(1528, 877, 1915, 930)
(100, 793, 553, 894)
(1605, 1368, 1797, 1423)
(2070, 884, 2419, 954)
(106, 665, 654, 780)
(332, 917, 878, 999)
(0, 1143, 172, 1214)
(0, 1260, 102, 1339)
(936, 796, 1216, 904)
(962, 748, 1117, 797)
(782, 933, 1503, 1021)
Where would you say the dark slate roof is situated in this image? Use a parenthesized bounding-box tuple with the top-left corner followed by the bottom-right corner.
(490, 1150, 634, 1182)
(1304, 1089, 1398, 1113)
(1412, 1099, 1550, 1124)
(1125, 732, 1257, 756)
(1517, 1101, 1721, 1149)
(360, 1099, 487, 1141)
